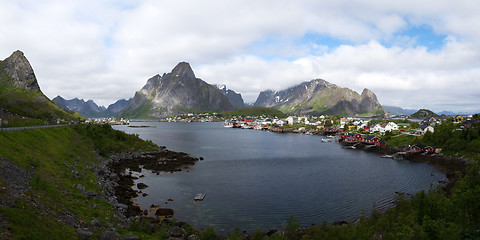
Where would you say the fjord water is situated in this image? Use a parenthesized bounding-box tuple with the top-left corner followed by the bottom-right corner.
(114, 122, 445, 233)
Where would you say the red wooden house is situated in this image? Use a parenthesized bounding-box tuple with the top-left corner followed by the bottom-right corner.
(375, 141, 386, 147)
(242, 117, 255, 123)
(341, 132, 363, 143)
(425, 146, 437, 153)
(408, 144, 426, 153)
(362, 135, 380, 144)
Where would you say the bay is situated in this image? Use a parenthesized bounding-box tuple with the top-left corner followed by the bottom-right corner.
(113, 121, 445, 233)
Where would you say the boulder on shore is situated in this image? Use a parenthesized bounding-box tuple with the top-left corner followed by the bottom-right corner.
(155, 208, 174, 217)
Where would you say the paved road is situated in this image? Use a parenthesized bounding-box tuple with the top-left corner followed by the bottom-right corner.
(0, 124, 73, 131)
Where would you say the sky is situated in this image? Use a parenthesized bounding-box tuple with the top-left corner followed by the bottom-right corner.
(1, 0, 479, 113)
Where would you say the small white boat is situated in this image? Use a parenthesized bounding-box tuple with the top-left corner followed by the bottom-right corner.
(381, 155, 393, 158)
(224, 122, 234, 128)
(321, 138, 331, 142)
(194, 193, 206, 201)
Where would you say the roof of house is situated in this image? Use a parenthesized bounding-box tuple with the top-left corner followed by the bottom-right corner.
(418, 124, 431, 130)
(363, 135, 378, 140)
(413, 144, 426, 149)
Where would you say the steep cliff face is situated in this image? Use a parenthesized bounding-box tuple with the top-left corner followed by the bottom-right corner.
(0, 51, 77, 120)
(0, 50, 41, 92)
(253, 79, 386, 116)
(120, 62, 235, 118)
(212, 84, 245, 109)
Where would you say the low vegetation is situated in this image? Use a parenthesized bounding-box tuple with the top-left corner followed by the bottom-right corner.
(0, 124, 157, 239)
(1, 116, 479, 239)
(0, 82, 80, 124)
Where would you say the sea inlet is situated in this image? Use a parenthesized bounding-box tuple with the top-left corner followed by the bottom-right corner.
(114, 122, 445, 233)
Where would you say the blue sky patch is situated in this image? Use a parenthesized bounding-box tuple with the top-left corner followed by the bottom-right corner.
(389, 24, 446, 51)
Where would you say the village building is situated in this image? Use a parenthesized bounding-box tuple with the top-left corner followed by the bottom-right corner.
(417, 124, 434, 134)
(362, 135, 380, 144)
(379, 122, 399, 134)
(286, 116, 298, 125)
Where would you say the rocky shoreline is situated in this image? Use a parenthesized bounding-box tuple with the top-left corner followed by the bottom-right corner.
(96, 148, 201, 217)
(84, 147, 203, 239)
(89, 141, 468, 239)
(356, 143, 467, 192)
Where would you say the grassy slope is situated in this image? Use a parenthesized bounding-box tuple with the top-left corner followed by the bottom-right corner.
(0, 125, 158, 239)
(0, 65, 82, 125)
(1, 121, 479, 239)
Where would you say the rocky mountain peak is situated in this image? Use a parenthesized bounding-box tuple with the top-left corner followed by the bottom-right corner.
(254, 79, 386, 116)
(171, 62, 196, 79)
(361, 88, 376, 99)
(1, 50, 41, 92)
(120, 63, 235, 118)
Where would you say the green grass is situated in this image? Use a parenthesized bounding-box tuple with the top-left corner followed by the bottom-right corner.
(1, 200, 77, 239)
(385, 134, 418, 147)
(121, 96, 156, 119)
(0, 124, 159, 238)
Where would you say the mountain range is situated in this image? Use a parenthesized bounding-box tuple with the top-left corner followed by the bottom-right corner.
(253, 79, 386, 116)
(52, 96, 131, 118)
(382, 105, 418, 115)
(2, 50, 389, 119)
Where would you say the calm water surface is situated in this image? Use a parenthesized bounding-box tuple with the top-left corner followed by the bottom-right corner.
(114, 122, 445, 233)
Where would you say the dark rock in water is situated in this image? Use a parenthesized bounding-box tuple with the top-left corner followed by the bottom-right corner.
(127, 204, 143, 217)
(333, 220, 349, 226)
(137, 182, 148, 189)
(266, 229, 278, 236)
(155, 208, 174, 217)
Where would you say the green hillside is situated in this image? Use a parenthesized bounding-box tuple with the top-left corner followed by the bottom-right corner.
(0, 54, 82, 127)
(0, 125, 158, 239)
(0, 81, 81, 123)
(410, 109, 439, 119)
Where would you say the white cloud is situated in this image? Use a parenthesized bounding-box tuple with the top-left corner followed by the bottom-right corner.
(0, 0, 479, 112)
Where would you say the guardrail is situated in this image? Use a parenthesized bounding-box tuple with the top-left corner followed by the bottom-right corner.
(0, 124, 73, 131)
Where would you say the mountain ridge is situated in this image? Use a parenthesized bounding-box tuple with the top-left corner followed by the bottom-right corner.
(120, 62, 235, 118)
(253, 79, 386, 116)
(53, 96, 131, 118)
(212, 84, 245, 109)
